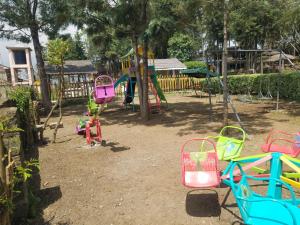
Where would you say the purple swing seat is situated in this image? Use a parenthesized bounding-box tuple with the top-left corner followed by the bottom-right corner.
(93, 75, 115, 104)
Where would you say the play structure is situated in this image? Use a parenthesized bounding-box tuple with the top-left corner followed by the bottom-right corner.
(181, 127, 300, 224)
(76, 75, 116, 145)
(114, 46, 167, 112)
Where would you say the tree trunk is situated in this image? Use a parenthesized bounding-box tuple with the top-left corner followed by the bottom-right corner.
(222, 0, 229, 128)
(133, 36, 144, 109)
(141, 37, 150, 120)
(140, 0, 150, 120)
(52, 64, 64, 143)
(43, 100, 59, 130)
(30, 25, 51, 110)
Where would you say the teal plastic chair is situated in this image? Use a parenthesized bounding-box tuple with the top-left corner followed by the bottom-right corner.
(209, 126, 246, 160)
(229, 162, 300, 225)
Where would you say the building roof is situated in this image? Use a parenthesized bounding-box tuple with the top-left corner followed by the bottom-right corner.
(45, 60, 98, 74)
(149, 58, 187, 71)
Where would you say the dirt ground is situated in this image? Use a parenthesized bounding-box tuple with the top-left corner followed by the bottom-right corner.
(35, 94, 300, 225)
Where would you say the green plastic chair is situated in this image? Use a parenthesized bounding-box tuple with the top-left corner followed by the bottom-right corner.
(209, 126, 246, 161)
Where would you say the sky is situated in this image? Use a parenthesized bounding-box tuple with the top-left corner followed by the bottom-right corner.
(0, 25, 77, 67)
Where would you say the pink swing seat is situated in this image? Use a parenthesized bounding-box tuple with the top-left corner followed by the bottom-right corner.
(93, 75, 115, 105)
(181, 138, 221, 188)
(261, 129, 300, 157)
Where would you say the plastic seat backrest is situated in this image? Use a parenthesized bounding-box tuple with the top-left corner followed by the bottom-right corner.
(263, 130, 300, 157)
(217, 126, 246, 160)
(229, 162, 299, 225)
(94, 75, 115, 98)
(181, 138, 220, 187)
(229, 163, 253, 220)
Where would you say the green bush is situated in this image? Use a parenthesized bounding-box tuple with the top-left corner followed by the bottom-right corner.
(184, 61, 207, 69)
(199, 72, 300, 101)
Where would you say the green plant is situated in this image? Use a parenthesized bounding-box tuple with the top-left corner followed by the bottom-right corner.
(14, 159, 40, 183)
(0, 194, 13, 212)
(12, 159, 40, 219)
(0, 116, 23, 133)
(184, 61, 207, 69)
(8, 86, 35, 112)
(199, 72, 300, 101)
(46, 38, 70, 66)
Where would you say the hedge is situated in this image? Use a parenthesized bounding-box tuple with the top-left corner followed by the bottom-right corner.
(184, 61, 207, 69)
(199, 72, 300, 101)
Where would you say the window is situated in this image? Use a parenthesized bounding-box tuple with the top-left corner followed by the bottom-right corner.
(13, 50, 27, 65)
(14, 68, 29, 82)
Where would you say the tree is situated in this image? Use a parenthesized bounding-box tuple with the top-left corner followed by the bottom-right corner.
(148, 0, 203, 58)
(65, 32, 87, 60)
(201, 0, 224, 51)
(147, 0, 177, 58)
(167, 33, 195, 61)
(45, 39, 70, 143)
(0, 0, 69, 109)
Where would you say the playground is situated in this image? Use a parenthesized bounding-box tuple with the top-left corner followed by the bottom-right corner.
(37, 94, 300, 225)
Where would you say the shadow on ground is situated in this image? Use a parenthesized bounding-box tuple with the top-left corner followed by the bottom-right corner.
(27, 186, 63, 225)
(97, 99, 274, 137)
(185, 189, 221, 217)
(102, 141, 131, 152)
(49, 95, 293, 138)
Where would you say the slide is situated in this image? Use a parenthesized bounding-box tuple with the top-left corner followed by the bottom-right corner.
(125, 77, 136, 103)
(150, 73, 167, 103)
(114, 74, 129, 89)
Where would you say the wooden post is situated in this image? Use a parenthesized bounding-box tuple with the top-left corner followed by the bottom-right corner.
(276, 90, 279, 111)
(260, 52, 263, 74)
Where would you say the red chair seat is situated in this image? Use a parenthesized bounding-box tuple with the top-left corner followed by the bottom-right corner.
(184, 171, 220, 188)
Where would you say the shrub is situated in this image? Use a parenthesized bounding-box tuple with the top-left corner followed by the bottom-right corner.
(199, 72, 300, 101)
(184, 61, 207, 69)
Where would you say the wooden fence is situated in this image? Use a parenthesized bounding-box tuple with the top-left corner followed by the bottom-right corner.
(37, 75, 203, 101)
(157, 75, 202, 92)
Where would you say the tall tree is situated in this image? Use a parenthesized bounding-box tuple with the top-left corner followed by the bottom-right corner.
(65, 32, 87, 60)
(147, 0, 177, 58)
(167, 32, 196, 61)
(0, 0, 69, 109)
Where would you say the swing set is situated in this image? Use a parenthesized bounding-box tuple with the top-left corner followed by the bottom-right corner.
(76, 75, 116, 145)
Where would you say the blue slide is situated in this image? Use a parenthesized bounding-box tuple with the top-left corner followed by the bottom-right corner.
(114, 74, 129, 89)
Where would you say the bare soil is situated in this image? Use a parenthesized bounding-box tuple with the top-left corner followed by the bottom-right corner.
(35, 94, 300, 225)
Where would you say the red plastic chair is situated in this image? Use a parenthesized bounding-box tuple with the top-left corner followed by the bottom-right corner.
(261, 130, 300, 157)
(181, 138, 221, 188)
